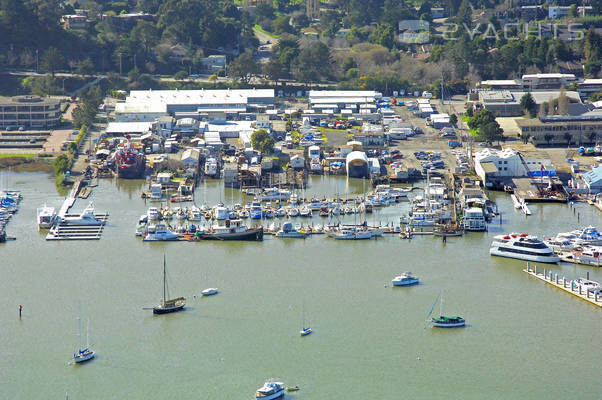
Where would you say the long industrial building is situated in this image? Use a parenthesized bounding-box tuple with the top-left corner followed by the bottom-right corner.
(115, 89, 275, 122)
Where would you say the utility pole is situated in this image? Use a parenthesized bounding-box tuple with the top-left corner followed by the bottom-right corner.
(119, 53, 123, 76)
(36, 49, 39, 73)
(133, 54, 137, 69)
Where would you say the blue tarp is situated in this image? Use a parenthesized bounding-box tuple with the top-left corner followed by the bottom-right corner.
(527, 170, 556, 177)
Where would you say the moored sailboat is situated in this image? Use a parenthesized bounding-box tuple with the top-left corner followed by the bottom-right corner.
(153, 255, 185, 314)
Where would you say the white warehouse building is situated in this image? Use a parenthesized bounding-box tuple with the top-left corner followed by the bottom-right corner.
(475, 148, 553, 187)
(115, 89, 275, 122)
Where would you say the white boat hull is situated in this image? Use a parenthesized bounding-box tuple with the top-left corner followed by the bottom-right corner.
(255, 390, 284, 400)
(392, 278, 419, 286)
(489, 247, 560, 263)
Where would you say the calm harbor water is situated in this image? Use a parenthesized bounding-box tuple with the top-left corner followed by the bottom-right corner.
(1, 172, 601, 399)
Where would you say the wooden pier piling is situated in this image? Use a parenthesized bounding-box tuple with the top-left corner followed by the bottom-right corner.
(523, 264, 601, 308)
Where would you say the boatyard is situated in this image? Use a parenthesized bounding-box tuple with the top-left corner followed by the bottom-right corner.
(1, 89, 602, 399)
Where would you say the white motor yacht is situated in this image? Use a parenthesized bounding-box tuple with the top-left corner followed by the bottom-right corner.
(557, 226, 602, 246)
(329, 228, 373, 240)
(299, 206, 312, 217)
(392, 272, 419, 286)
(257, 188, 291, 202)
(255, 380, 285, 400)
(572, 277, 601, 294)
(490, 233, 559, 263)
(60, 202, 103, 226)
(143, 223, 180, 241)
(201, 288, 219, 296)
(189, 206, 202, 221)
(37, 205, 56, 229)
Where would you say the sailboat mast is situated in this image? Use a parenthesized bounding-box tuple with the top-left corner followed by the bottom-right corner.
(86, 319, 90, 349)
(163, 254, 167, 302)
(440, 292, 443, 317)
(78, 315, 82, 351)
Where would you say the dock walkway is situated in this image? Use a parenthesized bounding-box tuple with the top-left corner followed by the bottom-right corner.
(523, 265, 601, 308)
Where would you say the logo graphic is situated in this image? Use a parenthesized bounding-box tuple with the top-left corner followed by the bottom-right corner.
(398, 20, 430, 44)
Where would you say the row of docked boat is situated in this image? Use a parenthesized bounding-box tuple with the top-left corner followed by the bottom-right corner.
(0, 190, 22, 242)
(138, 218, 264, 241)
(488, 226, 602, 266)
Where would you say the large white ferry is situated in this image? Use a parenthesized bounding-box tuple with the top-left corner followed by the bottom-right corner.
(489, 233, 560, 263)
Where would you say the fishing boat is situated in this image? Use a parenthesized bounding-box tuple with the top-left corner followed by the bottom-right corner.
(319, 205, 329, 217)
(195, 219, 263, 241)
(114, 136, 146, 179)
(238, 209, 250, 219)
(153, 255, 186, 314)
(255, 380, 285, 400)
(37, 204, 56, 229)
(275, 222, 309, 238)
(427, 292, 465, 328)
(392, 272, 419, 286)
(143, 223, 180, 241)
(73, 313, 94, 364)
(490, 233, 559, 263)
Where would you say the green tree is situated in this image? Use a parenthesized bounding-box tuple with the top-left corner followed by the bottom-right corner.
(228, 51, 260, 83)
(251, 129, 275, 154)
(76, 58, 95, 77)
(41, 47, 63, 77)
(369, 23, 395, 50)
(174, 70, 188, 80)
(449, 114, 458, 125)
(480, 121, 504, 144)
(520, 93, 537, 118)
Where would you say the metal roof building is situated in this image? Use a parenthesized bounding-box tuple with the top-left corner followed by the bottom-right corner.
(582, 166, 602, 192)
(115, 89, 274, 122)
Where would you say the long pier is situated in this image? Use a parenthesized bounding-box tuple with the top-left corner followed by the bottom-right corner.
(523, 264, 601, 308)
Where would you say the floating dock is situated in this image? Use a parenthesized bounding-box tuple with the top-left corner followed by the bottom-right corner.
(46, 213, 109, 240)
(523, 264, 601, 308)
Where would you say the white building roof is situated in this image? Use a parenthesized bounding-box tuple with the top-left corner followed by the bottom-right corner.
(106, 122, 154, 134)
(309, 90, 381, 98)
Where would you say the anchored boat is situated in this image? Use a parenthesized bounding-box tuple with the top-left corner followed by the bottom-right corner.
(153, 255, 186, 314)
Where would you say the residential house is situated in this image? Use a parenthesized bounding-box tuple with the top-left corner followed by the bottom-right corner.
(199, 55, 226, 74)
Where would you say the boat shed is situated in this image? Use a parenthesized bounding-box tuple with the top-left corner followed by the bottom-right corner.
(180, 148, 200, 169)
(582, 166, 602, 193)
